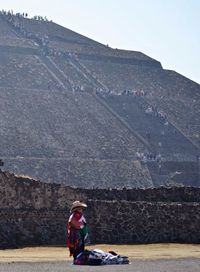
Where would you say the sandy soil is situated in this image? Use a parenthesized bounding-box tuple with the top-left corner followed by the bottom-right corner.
(0, 243, 200, 263)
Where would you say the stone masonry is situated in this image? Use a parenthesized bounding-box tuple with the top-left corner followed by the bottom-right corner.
(0, 170, 200, 248)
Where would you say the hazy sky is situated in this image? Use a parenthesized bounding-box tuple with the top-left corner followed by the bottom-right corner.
(1, 0, 200, 84)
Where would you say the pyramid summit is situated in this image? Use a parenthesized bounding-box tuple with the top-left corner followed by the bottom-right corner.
(0, 11, 199, 188)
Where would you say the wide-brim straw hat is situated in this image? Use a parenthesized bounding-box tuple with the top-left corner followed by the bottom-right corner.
(70, 201, 87, 212)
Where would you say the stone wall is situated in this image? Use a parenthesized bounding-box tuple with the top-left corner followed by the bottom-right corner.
(87, 200, 200, 244)
(0, 170, 200, 248)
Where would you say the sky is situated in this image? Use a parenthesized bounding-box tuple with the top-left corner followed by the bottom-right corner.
(1, 0, 200, 84)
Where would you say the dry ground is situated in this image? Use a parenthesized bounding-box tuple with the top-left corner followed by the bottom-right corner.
(0, 245, 200, 272)
(0, 243, 200, 262)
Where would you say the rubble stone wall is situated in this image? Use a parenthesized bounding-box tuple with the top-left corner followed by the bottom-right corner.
(0, 170, 200, 248)
(87, 200, 200, 244)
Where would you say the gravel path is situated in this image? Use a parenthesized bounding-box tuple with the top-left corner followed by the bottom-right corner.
(0, 258, 199, 272)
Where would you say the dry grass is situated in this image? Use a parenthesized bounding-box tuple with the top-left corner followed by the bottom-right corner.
(0, 244, 200, 263)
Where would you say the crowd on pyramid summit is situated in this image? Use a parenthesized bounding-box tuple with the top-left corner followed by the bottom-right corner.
(1, 10, 92, 59)
(1, 10, 51, 50)
(0, 10, 49, 21)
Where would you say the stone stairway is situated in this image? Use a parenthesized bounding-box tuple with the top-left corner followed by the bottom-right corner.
(147, 160, 199, 187)
(146, 161, 169, 187)
(144, 96, 200, 152)
(93, 93, 152, 151)
(40, 56, 73, 91)
(68, 55, 109, 91)
(102, 95, 198, 158)
(1, 15, 73, 92)
(62, 55, 152, 150)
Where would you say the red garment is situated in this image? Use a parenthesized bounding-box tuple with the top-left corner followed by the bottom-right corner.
(67, 211, 86, 257)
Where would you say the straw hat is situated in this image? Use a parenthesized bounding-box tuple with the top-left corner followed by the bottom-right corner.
(70, 201, 87, 212)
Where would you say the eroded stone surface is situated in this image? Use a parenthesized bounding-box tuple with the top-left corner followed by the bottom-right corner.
(0, 170, 199, 248)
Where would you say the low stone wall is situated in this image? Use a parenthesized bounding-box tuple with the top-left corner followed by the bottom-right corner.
(0, 200, 199, 248)
(87, 200, 200, 244)
(0, 209, 67, 248)
(0, 170, 200, 248)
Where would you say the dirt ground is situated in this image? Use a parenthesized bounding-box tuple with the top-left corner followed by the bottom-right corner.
(0, 243, 200, 262)
(0, 244, 200, 272)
